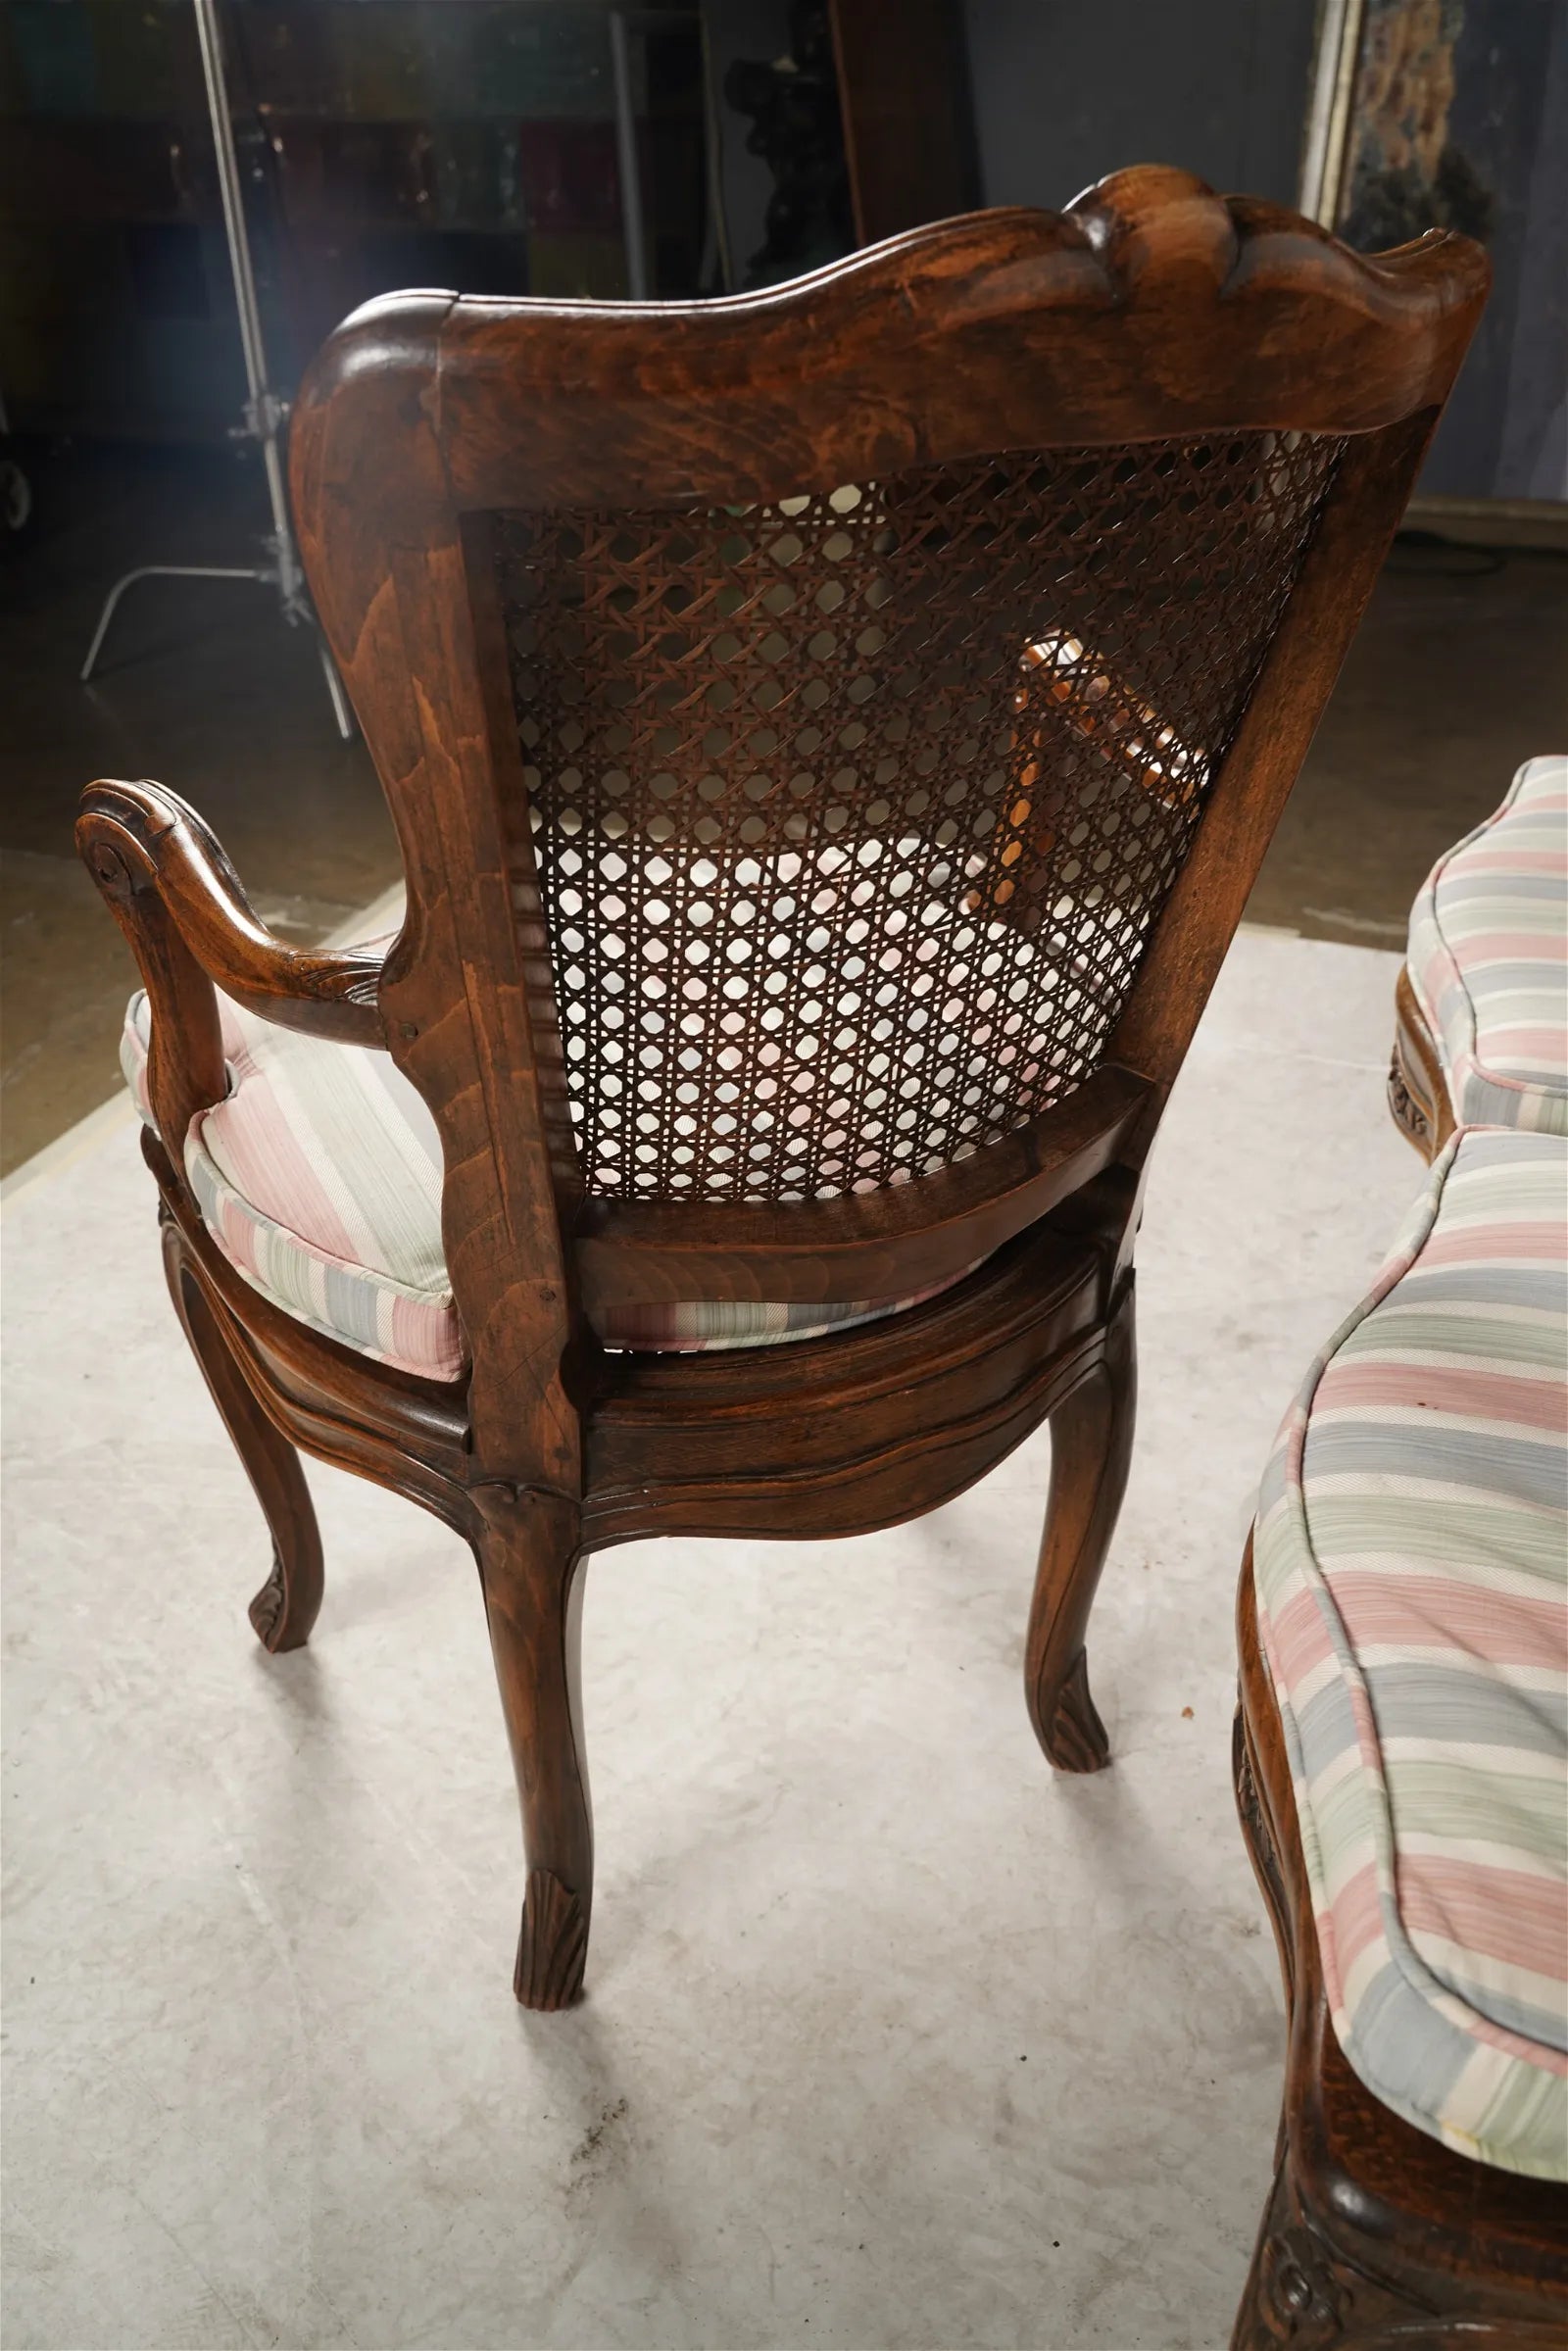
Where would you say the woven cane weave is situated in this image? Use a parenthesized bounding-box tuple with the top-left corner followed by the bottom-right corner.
(496, 432, 1345, 1202)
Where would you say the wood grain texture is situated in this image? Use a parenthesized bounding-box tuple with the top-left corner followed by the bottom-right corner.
(368, 175, 1490, 524)
(77, 799, 226, 1173)
(473, 1483, 593, 2011)
(79, 172, 1486, 2002)
(1232, 1543, 1568, 2346)
(78, 782, 387, 1047)
(574, 1068, 1151, 1313)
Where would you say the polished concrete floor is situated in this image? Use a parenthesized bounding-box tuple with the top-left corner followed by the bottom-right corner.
(3, 444, 1566, 1175)
(3, 927, 1423, 2350)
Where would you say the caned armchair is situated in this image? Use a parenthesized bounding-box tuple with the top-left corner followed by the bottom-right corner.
(79, 169, 1486, 2007)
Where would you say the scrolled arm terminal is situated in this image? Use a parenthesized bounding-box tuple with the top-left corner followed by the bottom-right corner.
(76, 778, 390, 1051)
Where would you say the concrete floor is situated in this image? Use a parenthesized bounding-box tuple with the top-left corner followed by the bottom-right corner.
(1247, 532, 1568, 947)
(4, 449, 1560, 2346)
(2, 444, 1566, 1173)
(2, 926, 1426, 2351)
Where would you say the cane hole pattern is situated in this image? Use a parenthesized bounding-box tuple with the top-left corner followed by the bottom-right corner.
(496, 433, 1345, 1200)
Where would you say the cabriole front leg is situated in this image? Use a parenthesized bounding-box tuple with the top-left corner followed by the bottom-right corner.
(472, 1485, 594, 2009)
(160, 1207, 324, 1650)
(1025, 1275, 1137, 1771)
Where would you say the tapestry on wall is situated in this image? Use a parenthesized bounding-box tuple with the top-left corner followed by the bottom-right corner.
(1317, 0, 1566, 503)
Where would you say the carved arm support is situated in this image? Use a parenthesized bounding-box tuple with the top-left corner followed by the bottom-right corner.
(76, 777, 390, 1160)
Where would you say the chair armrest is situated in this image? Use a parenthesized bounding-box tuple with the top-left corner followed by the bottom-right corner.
(966, 632, 1200, 930)
(76, 778, 389, 1050)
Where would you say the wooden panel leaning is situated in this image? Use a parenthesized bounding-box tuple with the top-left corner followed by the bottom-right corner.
(1232, 1543, 1567, 2345)
(77, 168, 1488, 2007)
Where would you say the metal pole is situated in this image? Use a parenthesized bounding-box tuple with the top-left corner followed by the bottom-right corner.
(609, 13, 650, 300)
(190, 0, 302, 608)
(80, 564, 271, 683)
(81, 0, 353, 736)
(697, 8, 733, 293)
(1298, 0, 1367, 228)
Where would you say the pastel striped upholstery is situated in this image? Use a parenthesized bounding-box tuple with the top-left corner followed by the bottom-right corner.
(121, 990, 976, 1376)
(1254, 1127, 1568, 2180)
(1407, 753, 1568, 1135)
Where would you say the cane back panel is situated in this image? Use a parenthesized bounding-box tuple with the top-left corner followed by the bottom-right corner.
(494, 430, 1346, 1203)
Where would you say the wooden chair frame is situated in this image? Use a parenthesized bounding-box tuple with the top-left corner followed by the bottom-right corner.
(1232, 1543, 1567, 2345)
(78, 168, 1486, 2007)
(1389, 965, 1457, 1160)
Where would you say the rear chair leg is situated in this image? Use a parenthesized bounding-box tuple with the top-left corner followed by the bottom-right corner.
(160, 1209, 323, 1651)
(1025, 1276, 1137, 1772)
(472, 1486, 593, 2010)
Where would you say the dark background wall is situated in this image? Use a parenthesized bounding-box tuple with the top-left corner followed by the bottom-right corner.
(959, 0, 1320, 214)
(1418, 0, 1567, 501)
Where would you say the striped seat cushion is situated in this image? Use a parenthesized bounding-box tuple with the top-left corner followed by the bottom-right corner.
(122, 990, 976, 1377)
(1407, 753, 1568, 1135)
(1254, 1127, 1568, 2180)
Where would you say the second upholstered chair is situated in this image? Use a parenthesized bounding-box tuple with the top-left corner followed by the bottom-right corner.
(1390, 752, 1568, 1157)
(79, 169, 1486, 2005)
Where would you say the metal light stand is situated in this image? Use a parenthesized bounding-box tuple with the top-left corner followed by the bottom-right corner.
(609, 9, 722, 302)
(80, 0, 353, 739)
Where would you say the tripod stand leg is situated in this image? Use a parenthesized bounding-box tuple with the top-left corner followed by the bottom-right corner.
(317, 636, 356, 742)
(80, 565, 270, 684)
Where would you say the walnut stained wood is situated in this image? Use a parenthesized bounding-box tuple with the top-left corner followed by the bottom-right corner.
(1389, 963, 1456, 1159)
(78, 170, 1487, 2006)
(1232, 1544, 1567, 2346)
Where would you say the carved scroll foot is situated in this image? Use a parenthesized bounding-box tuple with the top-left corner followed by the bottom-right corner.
(1040, 1646, 1110, 1772)
(514, 1867, 590, 2010)
(474, 1485, 595, 2007)
(247, 1548, 315, 1654)
(1025, 1280, 1136, 1774)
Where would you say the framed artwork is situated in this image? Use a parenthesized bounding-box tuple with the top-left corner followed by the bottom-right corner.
(1301, 0, 1567, 512)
